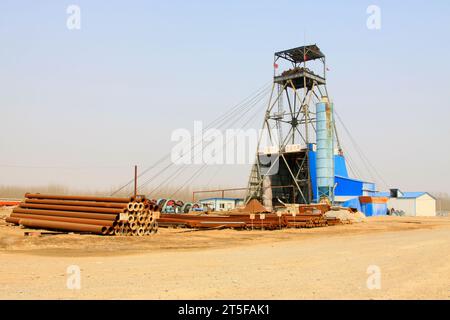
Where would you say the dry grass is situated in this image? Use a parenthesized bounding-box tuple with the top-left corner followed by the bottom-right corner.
(0, 184, 247, 203)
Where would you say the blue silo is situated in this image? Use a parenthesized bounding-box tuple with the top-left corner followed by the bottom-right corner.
(315, 97, 335, 202)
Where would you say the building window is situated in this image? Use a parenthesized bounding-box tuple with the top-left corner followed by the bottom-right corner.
(220, 203, 225, 209)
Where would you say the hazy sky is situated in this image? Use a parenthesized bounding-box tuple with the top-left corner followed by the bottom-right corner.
(1, 0, 449, 195)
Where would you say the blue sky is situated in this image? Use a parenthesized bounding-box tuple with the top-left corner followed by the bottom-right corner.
(1, 0, 449, 195)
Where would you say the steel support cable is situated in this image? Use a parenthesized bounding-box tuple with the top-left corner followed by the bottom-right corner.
(205, 165, 224, 187)
(345, 129, 381, 184)
(168, 95, 269, 199)
(340, 145, 362, 179)
(138, 86, 271, 193)
(110, 82, 271, 196)
(334, 110, 389, 189)
(132, 83, 271, 193)
(334, 110, 376, 182)
(146, 88, 270, 196)
(171, 101, 268, 198)
(113, 83, 271, 195)
(166, 96, 269, 199)
(326, 103, 363, 179)
(112, 84, 270, 196)
(139, 86, 272, 194)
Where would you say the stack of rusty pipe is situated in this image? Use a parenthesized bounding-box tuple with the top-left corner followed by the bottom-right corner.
(6, 193, 159, 236)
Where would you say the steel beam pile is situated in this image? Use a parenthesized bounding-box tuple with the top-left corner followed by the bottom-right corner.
(157, 211, 334, 230)
(284, 213, 328, 228)
(158, 213, 286, 230)
(6, 193, 159, 236)
(324, 217, 342, 226)
(158, 213, 280, 230)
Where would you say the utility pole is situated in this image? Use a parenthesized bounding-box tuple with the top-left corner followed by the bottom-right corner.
(134, 165, 138, 197)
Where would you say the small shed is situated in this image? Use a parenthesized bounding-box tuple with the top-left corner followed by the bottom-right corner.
(387, 192, 436, 217)
(199, 198, 244, 212)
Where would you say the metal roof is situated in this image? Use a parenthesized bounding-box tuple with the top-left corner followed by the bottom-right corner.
(374, 191, 432, 199)
(400, 192, 427, 199)
(275, 44, 325, 63)
(373, 192, 390, 197)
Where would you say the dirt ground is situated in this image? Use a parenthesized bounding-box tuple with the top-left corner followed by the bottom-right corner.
(0, 207, 449, 299)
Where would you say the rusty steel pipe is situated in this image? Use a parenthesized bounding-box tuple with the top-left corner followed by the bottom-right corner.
(129, 222, 138, 230)
(19, 203, 123, 214)
(24, 199, 127, 209)
(10, 213, 116, 227)
(12, 208, 117, 221)
(151, 222, 158, 234)
(5, 217, 20, 224)
(18, 219, 108, 235)
(137, 214, 146, 224)
(25, 193, 131, 203)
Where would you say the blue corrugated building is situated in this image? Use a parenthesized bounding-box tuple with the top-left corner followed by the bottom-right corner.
(308, 144, 376, 200)
(308, 143, 387, 216)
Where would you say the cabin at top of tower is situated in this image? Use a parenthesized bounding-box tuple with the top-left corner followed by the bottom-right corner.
(274, 44, 326, 89)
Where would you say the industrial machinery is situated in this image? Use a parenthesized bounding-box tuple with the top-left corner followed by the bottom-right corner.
(245, 44, 340, 207)
(157, 198, 204, 213)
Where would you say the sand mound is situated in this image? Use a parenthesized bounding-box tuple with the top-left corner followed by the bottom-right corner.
(325, 209, 365, 223)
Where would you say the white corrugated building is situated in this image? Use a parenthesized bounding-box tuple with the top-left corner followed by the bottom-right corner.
(199, 197, 244, 212)
(377, 190, 436, 216)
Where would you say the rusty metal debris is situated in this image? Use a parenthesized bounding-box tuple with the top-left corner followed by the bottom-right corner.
(157, 202, 344, 230)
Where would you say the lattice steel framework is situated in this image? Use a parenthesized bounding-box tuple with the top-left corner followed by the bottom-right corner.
(245, 44, 337, 206)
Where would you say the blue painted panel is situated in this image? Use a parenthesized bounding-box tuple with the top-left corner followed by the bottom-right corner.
(342, 197, 362, 211)
(335, 155, 349, 178)
(308, 148, 318, 201)
(308, 144, 375, 202)
(401, 192, 426, 198)
(362, 182, 376, 196)
(335, 176, 364, 196)
(361, 203, 387, 217)
(363, 183, 376, 192)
